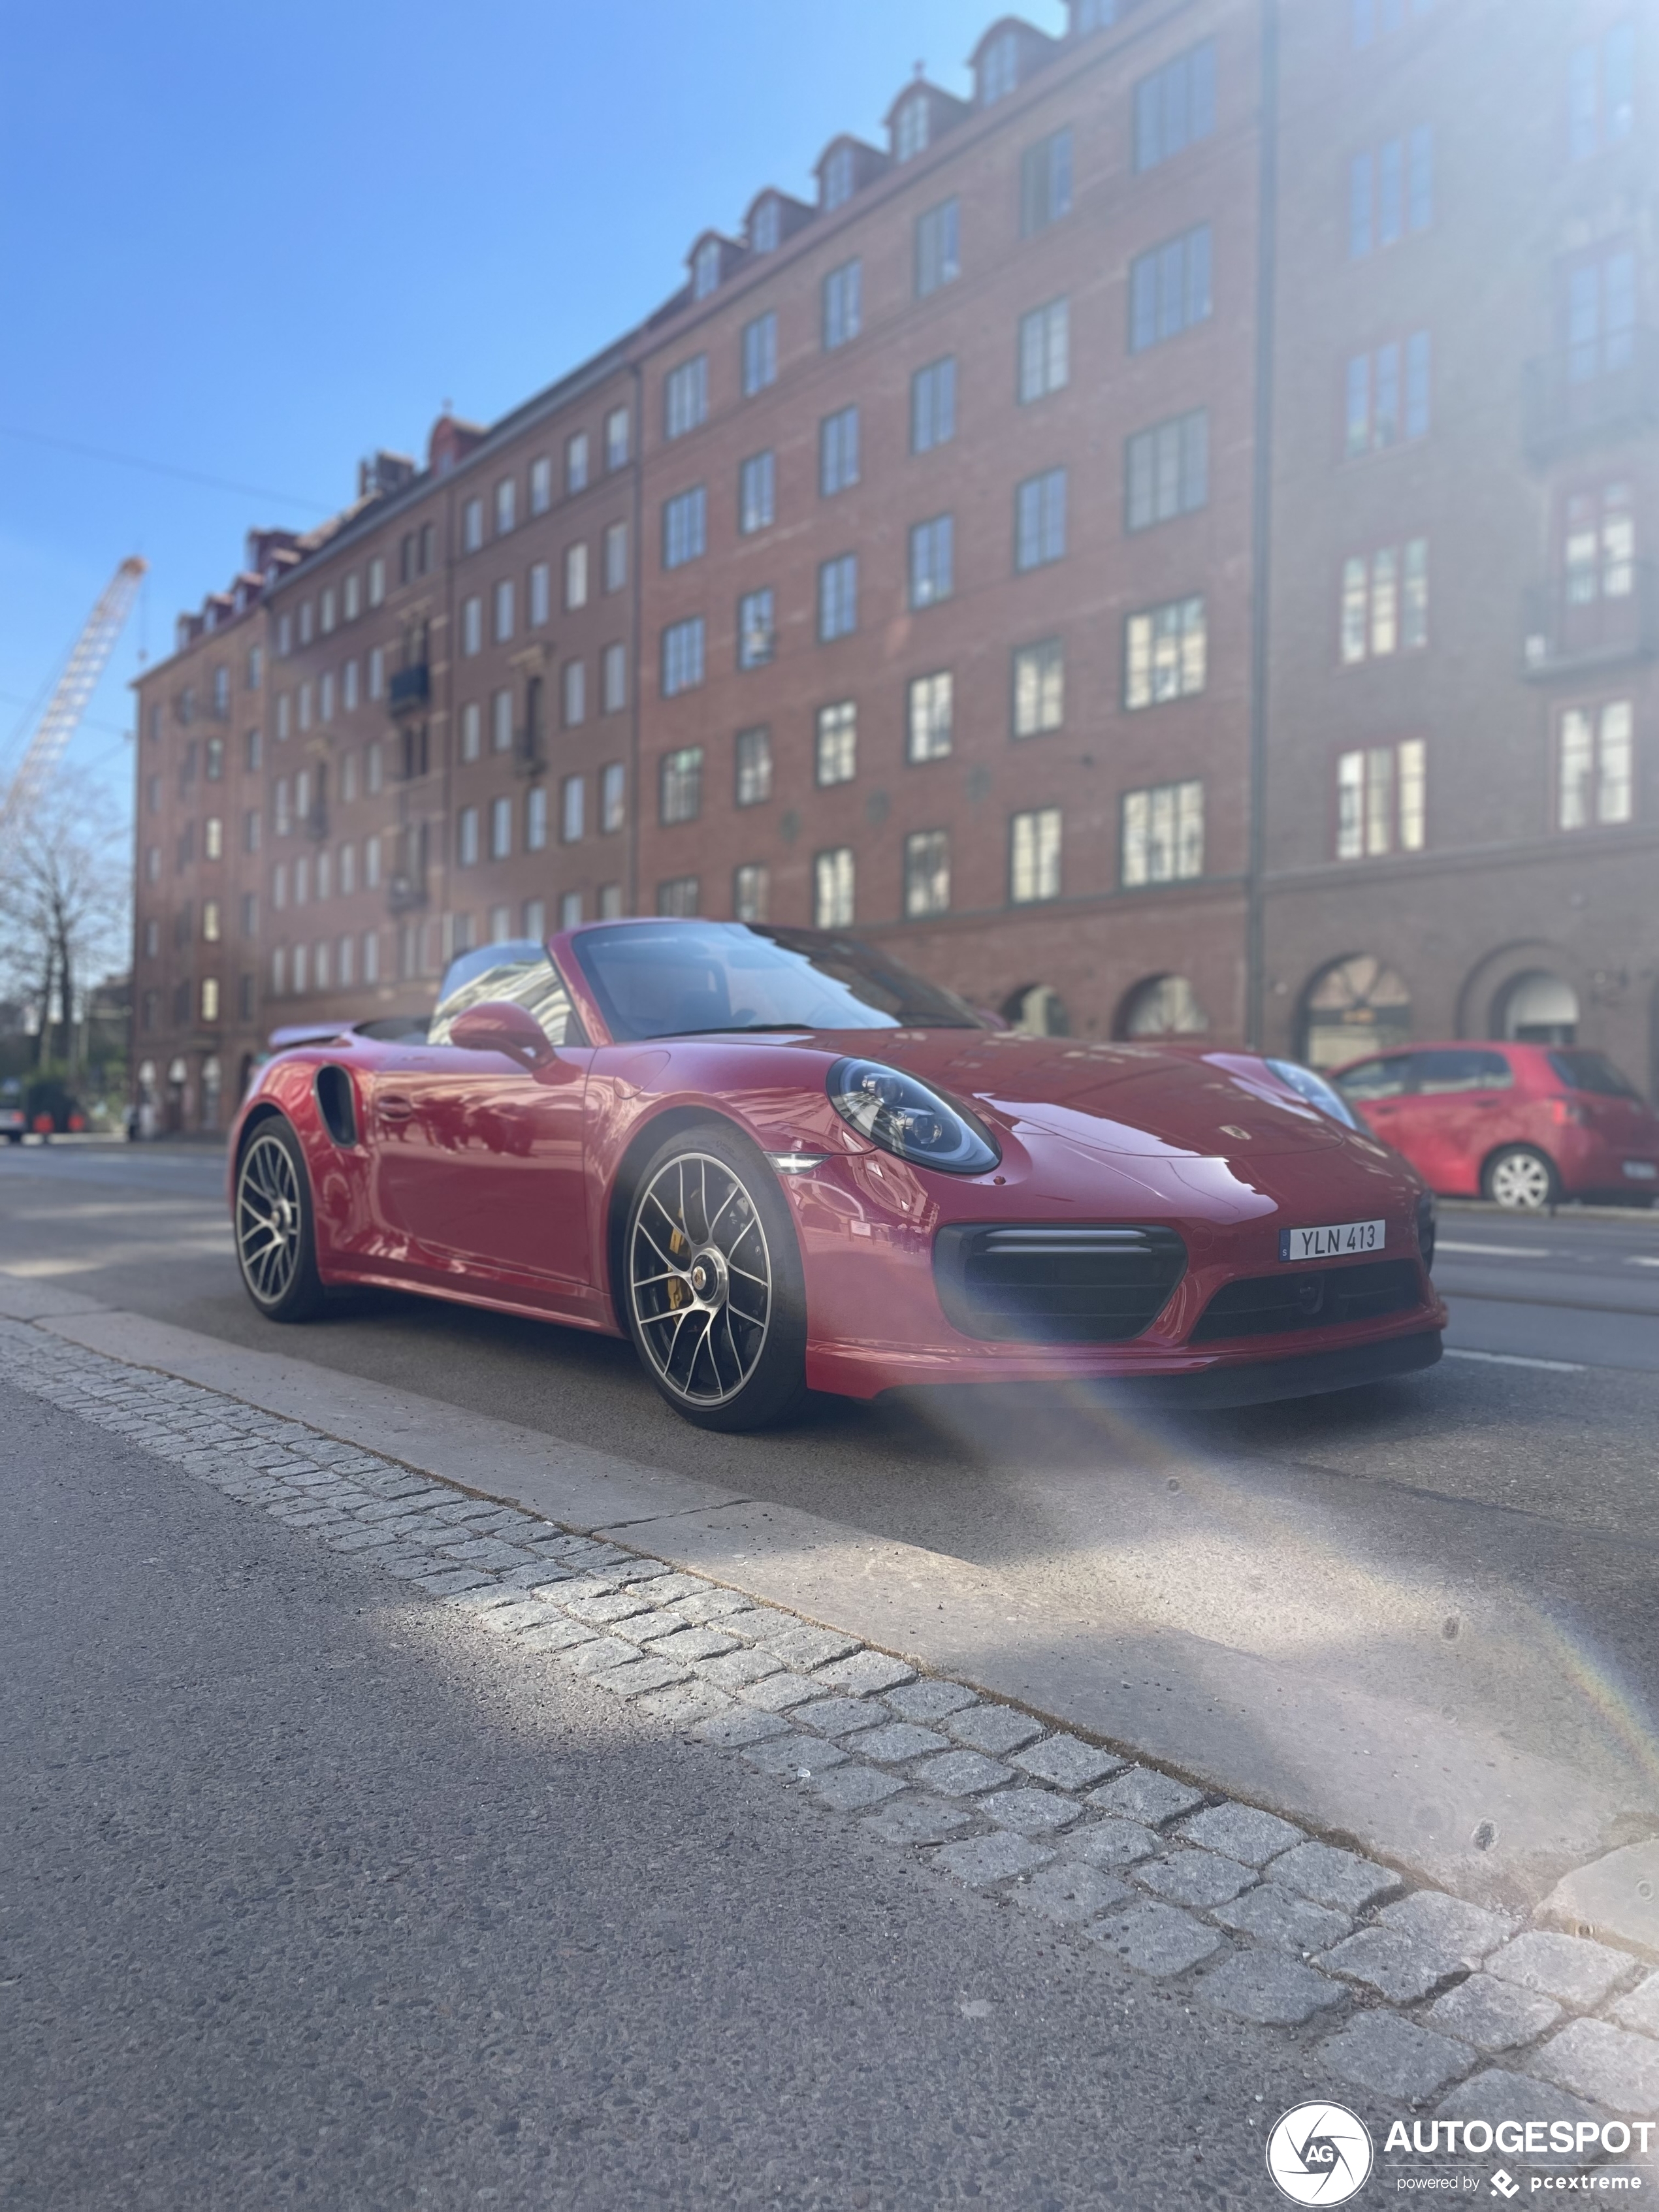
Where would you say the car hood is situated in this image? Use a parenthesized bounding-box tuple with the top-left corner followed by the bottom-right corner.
(852, 1032, 1350, 1161)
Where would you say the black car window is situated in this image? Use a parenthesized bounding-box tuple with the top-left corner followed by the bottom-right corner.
(1412, 1048, 1513, 1095)
(1549, 1050, 1641, 1100)
(430, 948, 579, 1049)
(1332, 1055, 1413, 1100)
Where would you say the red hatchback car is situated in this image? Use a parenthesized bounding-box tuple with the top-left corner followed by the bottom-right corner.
(1330, 1042, 1659, 1210)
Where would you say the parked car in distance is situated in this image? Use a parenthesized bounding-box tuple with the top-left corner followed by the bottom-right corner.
(1, 1078, 24, 1144)
(1330, 1042, 1659, 1210)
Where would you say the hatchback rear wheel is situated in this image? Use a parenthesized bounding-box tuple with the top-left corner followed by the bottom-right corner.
(1483, 1144, 1558, 1211)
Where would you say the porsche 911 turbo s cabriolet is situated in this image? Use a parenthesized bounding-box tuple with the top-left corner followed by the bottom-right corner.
(229, 921, 1444, 1430)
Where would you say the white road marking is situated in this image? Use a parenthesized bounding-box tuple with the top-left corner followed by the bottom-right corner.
(1627, 1255, 1659, 1268)
(1443, 1347, 1585, 1373)
(1436, 1242, 1551, 1258)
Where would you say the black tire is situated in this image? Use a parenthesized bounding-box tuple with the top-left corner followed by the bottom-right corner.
(234, 1117, 326, 1321)
(622, 1120, 807, 1432)
(1481, 1144, 1559, 1211)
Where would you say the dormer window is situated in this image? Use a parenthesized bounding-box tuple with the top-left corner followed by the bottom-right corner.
(824, 144, 855, 210)
(693, 239, 722, 299)
(895, 93, 930, 161)
(981, 30, 1020, 103)
(751, 199, 781, 253)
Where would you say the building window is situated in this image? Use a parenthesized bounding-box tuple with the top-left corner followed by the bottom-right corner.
(1129, 225, 1212, 350)
(818, 554, 858, 641)
(751, 198, 781, 254)
(276, 613, 292, 658)
(739, 451, 775, 534)
(526, 785, 549, 852)
(814, 847, 855, 927)
(562, 775, 586, 843)
(1563, 483, 1635, 605)
(344, 574, 362, 623)
(665, 356, 708, 440)
(916, 199, 960, 297)
(461, 597, 483, 656)
(816, 701, 857, 786)
(1570, 22, 1636, 161)
(529, 560, 551, 626)
(201, 977, 220, 1022)
(565, 432, 590, 496)
(364, 827, 381, 884)
(693, 238, 722, 299)
(460, 701, 482, 761)
(735, 726, 773, 806)
(823, 260, 862, 349)
(1016, 469, 1068, 571)
(530, 455, 552, 514)
(1336, 739, 1427, 857)
(496, 478, 516, 536)
(564, 543, 589, 611)
(562, 660, 587, 727)
(1349, 127, 1434, 257)
(276, 692, 291, 742)
(601, 763, 626, 833)
(605, 406, 630, 470)
(738, 588, 775, 669)
(342, 660, 359, 713)
(457, 807, 479, 867)
(494, 579, 515, 643)
(555, 893, 579, 932)
(911, 358, 958, 452)
(907, 671, 954, 763)
(204, 816, 223, 860)
(1135, 40, 1217, 172)
(1019, 298, 1070, 402)
(603, 520, 628, 593)
(733, 863, 769, 923)
(490, 795, 513, 860)
(1010, 808, 1063, 903)
(492, 689, 513, 751)
(658, 875, 700, 918)
(1122, 781, 1204, 885)
(298, 600, 314, 646)
(1566, 249, 1636, 383)
(202, 898, 221, 942)
(463, 498, 484, 554)
(742, 311, 778, 396)
(205, 735, 225, 780)
(823, 144, 855, 210)
(1340, 539, 1428, 661)
(1126, 409, 1210, 529)
(904, 829, 950, 917)
(895, 92, 929, 161)
(602, 641, 627, 712)
(274, 778, 291, 836)
(663, 485, 707, 569)
(1125, 597, 1208, 707)
(660, 746, 703, 825)
(247, 643, 263, 689)
(367, 556, 385, 607)
(1559, 701, 1634, 827)
(981, 27, 1020, 103)
(1345, 334, 1431, 455)
(298, 683, 313, 733)
(820, 406, 860, 496)
(368, 648, 384, 701)
(318, 672, 336, 725)
(1021, 129, 1074, 234)
(244, 807, 261, 853)
(146, 845, 160, 883)
(909, 516, 954, 609)
(662, 617, 706, 696)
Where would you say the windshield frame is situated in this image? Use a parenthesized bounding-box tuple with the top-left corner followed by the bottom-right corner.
(568, 920, 984, 1044)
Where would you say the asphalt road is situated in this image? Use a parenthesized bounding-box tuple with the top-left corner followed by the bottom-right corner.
(5, 1140, 1659, 1896)
(0, 1372, 1307, 2211)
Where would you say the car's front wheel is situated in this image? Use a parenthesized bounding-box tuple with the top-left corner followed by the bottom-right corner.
(622, 1123, 807, 1431)
(234, 1118, 325, 1320)
(1483, 1144, 1558, 1211)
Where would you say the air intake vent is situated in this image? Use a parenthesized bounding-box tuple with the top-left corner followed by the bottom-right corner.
(1191, 1257, 1420, 1342)
(934, 1224, 1187, 1344)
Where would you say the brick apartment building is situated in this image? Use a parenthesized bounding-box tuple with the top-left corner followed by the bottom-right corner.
(133, 0, 1659, 1129)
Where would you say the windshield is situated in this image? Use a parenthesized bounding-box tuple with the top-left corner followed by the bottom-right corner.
(1548, 1048, 1641, 1100)
(572, 922, 982, 1042)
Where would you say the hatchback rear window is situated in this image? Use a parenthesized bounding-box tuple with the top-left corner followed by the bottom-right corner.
(1548, 1050, 1641, 1099)
(1332, 1055, 1412, 1100)
(1412, 1048, 1513, 1095)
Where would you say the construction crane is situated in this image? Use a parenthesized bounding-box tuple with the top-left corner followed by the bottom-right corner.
(0, 554, 146, 858)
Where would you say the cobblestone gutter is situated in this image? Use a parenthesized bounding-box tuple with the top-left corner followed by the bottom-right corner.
(3, 1316, 1656, 2144)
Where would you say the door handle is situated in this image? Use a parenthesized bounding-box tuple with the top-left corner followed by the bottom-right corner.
(378, 1093, 414, 1123)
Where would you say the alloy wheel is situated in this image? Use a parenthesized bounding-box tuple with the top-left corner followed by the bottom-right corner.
(236, 1130, 304, 1304)
(1489, 1149, 1553, 1211)
(629, 1151, 773, 1409)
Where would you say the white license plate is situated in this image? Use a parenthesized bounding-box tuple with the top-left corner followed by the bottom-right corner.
(1622, 1161, 1657, 1181)
(1279, 1219, 1385, 1262)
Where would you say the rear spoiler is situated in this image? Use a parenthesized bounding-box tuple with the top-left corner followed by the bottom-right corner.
(266, 1016, 431, 1051)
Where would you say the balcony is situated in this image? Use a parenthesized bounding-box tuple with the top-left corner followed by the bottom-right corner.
(302, 800, 329, 841)
(1522, 561, 1659, 679)
(388, 662, 430, 715)
(386, 873, 428, 914)
(1523, 329, 1659, 460)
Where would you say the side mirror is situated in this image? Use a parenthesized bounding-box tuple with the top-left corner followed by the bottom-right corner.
(450, 999, 553, 1066)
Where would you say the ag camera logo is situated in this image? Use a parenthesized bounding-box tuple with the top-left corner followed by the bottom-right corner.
(1266, 2101, 1375, 2205)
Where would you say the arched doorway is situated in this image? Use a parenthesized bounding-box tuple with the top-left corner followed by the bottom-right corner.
(1116, 974, 1210, 1038)
(1001, 983, 1071, 1036)
(1496, 970, 1579, 1045)
(1300, 955, 1411, 1068)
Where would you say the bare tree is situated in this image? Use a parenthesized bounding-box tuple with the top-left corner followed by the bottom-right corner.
(0, 773, 129, 1078)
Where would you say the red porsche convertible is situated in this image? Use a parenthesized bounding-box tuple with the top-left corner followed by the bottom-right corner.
(229, 921, 1443, 1429)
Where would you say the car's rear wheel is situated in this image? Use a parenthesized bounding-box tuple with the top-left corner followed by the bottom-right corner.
(234, 1119, 325, 1320)
(1483, 1144, 1558, 1211)
(623, 1123, 807, 1432)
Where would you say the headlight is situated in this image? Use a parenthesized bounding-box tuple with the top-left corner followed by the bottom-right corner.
(1265, 1057, 1359, 1130)
(827, 1057, 1001, 1175)
(1415, 1189, 1437, 1270)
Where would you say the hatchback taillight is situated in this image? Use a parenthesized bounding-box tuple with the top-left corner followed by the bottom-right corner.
(1550, 1097, 1592, 1127)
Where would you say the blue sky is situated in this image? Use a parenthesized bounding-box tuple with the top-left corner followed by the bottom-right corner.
(0, 0, 1065, 829)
